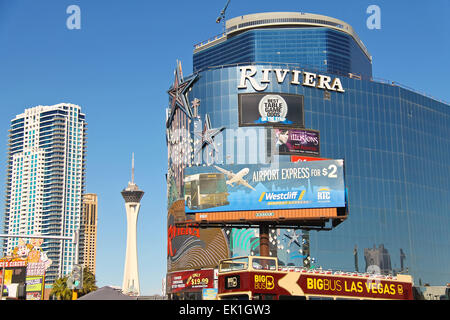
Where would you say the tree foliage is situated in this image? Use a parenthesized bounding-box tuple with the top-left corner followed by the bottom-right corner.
(51, 276, 72, 300)
(51, 267, 98, 300)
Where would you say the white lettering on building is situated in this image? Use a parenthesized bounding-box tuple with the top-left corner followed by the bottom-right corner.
(238, 66, 345, 93)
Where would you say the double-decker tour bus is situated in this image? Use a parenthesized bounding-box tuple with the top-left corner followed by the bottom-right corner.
(217, 256, 414, 300)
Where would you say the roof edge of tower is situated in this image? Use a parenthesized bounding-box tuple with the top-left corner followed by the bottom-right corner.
(195, 11, 372, 62)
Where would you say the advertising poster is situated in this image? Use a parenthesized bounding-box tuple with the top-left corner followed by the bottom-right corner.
(238, 93, 304, 127)
(273, 128, 320, 156)
(202, 288, 218, 300)
(25, 262, 46, 300)
(25, 276, 44, 300)
(0, 266, 26, 298)
(167, 200, 230, 272)
(1, 239, 51, 300)
(184, 160, 346, 213)
(3, 269, 12, 285)
(167, 269, 215, 293)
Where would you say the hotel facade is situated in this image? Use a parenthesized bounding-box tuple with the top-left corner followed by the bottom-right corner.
(166, 12, 450, 299)
(81, 193, 98, 275)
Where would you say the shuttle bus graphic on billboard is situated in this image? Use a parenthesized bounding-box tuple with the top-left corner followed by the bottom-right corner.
(184, 160, 346, 213)
(184, 173, 230, 210)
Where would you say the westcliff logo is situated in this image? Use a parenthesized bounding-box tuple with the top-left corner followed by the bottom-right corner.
(238, 66, 345, 93)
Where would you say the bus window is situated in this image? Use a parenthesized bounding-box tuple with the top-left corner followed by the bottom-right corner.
(252, 257, 277, 270)
(253, 294, 276, 300)
(184, 181, 191, 196)
(308, 296, 334, 300)
(220, 294, 249, 300)
(200, 177, 227, 194)
(279, 295, 307, 300)
(219, 257, 249, 272)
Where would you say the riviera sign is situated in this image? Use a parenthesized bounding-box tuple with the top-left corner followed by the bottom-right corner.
(238, 66, 345, 93)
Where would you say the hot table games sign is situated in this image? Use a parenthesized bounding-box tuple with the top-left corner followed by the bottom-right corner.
(238, 93, 304, 127)
(184, 159, 346, 213)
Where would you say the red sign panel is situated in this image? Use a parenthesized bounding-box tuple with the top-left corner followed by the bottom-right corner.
(298, 274, 413, 300)
(219, 270, 414, 300)
(167, 269, 215, 293)
(0, 260, 27, 268)
(291, 156, 329, 162)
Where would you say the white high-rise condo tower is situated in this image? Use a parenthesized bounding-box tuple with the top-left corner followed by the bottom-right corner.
(121, 153, 144, 296)
(2, 104, 87, 284)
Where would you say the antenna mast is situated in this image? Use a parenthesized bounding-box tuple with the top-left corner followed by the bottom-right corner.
(131, 152, 135, 184)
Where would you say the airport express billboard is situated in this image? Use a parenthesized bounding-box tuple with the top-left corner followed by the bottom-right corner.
(184, 160, 346, 213)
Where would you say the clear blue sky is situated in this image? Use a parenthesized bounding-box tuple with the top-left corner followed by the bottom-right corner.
(0, 0, 448, 295)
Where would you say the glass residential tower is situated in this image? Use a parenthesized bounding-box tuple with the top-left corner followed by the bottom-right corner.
(3, 103, 87, 283)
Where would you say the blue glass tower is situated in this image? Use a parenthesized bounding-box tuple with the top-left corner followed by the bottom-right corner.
(194, 12, 372, 78)
(166, 12, 450, 298)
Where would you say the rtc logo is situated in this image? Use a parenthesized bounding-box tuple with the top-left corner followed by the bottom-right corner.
(317, 188, 331, 201)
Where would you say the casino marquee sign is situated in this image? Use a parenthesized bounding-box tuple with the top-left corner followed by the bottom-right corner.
(238, 66, 345, 93)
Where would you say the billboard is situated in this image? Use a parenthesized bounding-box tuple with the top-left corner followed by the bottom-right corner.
(25, 276, 44, 300)
(167, 269, 215, 293)
(0, 238, 51, 300)
(238, 93, 304, 127)
(272, 128, 320, 156)
(184, 160, 346, 214)
(25, 262, 46, 300)
(167, 200, 230, 272)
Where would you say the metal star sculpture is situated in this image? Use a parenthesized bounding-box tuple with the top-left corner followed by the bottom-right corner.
(166, 61, 198, 128)
(285, 230, 301, 248)
(194, 114, 225, 155)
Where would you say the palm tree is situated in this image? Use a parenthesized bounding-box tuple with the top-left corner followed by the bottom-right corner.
(78, 267, 98, 297)
(50, 267, 98, 300)
(51, 276, 72, 300)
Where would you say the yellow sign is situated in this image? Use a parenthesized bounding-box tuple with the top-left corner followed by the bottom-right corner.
(254, 274, 275, 290)
(304, 276, 408, 299)
(4, 270, 12, 285)
(25, 276, 43, 292)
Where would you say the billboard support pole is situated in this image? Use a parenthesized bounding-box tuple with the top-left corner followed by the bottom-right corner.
(259, 224, 270, 257)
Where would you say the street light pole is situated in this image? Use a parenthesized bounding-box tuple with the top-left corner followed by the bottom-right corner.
(73, 229, 79, 265)
(0, 261, 5, 300)
(0, 234, 73, 241)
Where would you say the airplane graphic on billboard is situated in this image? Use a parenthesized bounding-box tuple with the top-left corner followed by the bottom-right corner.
(214, 165, 255, 191)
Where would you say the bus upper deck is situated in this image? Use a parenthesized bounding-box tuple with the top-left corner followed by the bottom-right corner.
(217, 256, 414, 300)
